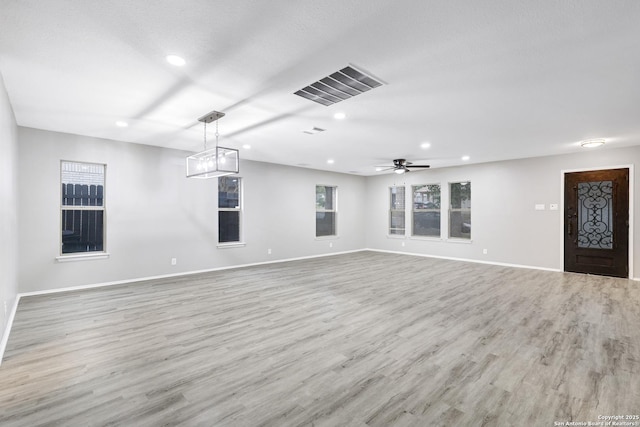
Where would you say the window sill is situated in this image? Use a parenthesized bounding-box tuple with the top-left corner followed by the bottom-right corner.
(56, 252, 110, 262)
(446, 238, 473, 244)
(410, 236, 443, 242)
(387, 234, 406, 239)
(315, 235, 339, 241)
(217, 242, 246, 249)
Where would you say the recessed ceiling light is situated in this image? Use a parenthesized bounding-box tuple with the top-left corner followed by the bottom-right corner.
(115, 121, 128, 128)
(333, 112, 347, 120)
(421, 142, 431, 149)
(242, 144, 251, 150)
(166, 55, 186, 67)
(580, 138, 606, 148)
(461, 155, 470, 161)
(327, 159, 335, 164)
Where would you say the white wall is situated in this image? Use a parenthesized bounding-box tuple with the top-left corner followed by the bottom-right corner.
(0, 72, 19, 338)
(15, 125, 640, 293)
(17, 127, 366, 292)
(365, 146, 640, 275)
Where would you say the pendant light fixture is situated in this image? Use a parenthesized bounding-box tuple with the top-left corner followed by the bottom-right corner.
(186, 110, 239, 179)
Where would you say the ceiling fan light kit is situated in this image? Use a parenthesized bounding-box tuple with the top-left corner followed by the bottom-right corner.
(377, 158, 430, 174)
(186, 110, 239, 179)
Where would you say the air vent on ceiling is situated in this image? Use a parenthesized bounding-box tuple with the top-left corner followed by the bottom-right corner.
(303, 127, 325, 135)
(294, 65, 384, 106)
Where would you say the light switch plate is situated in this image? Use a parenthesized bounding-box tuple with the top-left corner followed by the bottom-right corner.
(535, 204, 545, 210)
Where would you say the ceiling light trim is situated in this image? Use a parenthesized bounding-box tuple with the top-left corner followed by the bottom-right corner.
(580, 138, 606, 148)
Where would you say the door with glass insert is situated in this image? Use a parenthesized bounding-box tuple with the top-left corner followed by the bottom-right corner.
(564, 168, 629, 278)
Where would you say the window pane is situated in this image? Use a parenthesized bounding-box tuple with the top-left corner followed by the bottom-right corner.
(449, 182, 471, 239)
(413, 184, 441, 237)
(219, 211, 240, 243)
(389, 211, 405, 235)
(449, 210, 471, 239)
(390, 186, 405, 209)
(218, 177, 240, 208)
(450, 182, 471, 209)
(413, 184, 440, 210)
(413, 212, 440, 237)
(61, 162, 104, 206)
(316, 186, 326, 210)
(316, 212, 336, 236)
(61, 209, 104, 253)
(316, 185, 335, 211)
(324, 186, 334, 210)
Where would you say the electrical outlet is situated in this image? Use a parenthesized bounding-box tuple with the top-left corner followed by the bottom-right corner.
(329, 242, 333, 248)
(171, 258, 177, 265)
(401, 241, 405, 247)
(549, 204, 559, 211)
(267, 248, 272, 255)
(483, 249, 488, 255)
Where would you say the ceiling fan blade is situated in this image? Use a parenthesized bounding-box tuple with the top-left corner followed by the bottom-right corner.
(407, 165, 431, 169)
(375, 166, 395, 172)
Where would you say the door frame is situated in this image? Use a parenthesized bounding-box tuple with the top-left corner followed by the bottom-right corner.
(560, 164, 634, 278)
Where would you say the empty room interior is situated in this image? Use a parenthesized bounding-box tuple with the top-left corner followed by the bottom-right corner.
(1, 1, 640, 426)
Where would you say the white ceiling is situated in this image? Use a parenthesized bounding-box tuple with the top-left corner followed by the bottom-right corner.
(1, 0, 639, 175)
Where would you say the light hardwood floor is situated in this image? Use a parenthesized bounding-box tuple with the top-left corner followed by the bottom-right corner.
(1, 251, 639, 426)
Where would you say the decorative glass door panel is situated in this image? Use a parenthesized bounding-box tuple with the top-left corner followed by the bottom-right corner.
(577, 181, 613, 249)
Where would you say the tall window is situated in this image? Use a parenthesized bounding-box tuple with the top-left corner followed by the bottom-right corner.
(316, 185, 337, 237)
(412, 184, 441, 237)
(218, 176, 241, 243)
(389, 186, 405, 235)
(449, 182, 471, 239)
(61, 161, 105, 254)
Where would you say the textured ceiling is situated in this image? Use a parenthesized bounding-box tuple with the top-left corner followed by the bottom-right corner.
(1, 0, 639, 175)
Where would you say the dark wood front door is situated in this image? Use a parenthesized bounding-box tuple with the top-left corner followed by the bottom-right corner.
(564, 168, 629, 278)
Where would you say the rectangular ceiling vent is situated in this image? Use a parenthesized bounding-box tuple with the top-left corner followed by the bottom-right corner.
(303, 127, 325, 135)
(294, 65, 384, 106)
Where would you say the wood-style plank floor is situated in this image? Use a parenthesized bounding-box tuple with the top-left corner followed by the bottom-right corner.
(1, 251, 639, 426)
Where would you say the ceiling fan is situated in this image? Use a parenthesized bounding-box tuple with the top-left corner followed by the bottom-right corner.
(376, 158, 431, 174)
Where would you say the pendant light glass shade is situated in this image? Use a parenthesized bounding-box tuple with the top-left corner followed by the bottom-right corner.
(186, 146, 239, 179)
(186, 110, 239, 179)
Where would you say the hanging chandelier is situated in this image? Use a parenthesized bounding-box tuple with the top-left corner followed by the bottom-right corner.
(186, 110, 239, 179)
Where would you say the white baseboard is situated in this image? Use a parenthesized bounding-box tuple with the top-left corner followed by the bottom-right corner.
(0, 295, 21, 367)
(365, 248, 562, 272)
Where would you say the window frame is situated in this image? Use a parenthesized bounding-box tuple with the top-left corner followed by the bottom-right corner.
(315, 184, 338, 238)
(448, 181, 472, 240)
(389, 186, 406, 236)
(58, 160, 108, 259)
(217, 176, 243, 246)
(411, 183, 442, 238)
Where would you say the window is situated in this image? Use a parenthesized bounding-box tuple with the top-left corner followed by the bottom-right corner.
(449, 182, 471, 239)
(316, 185, 337, 237)
(61, 161, 105, 254)
(412, 184, 441, 237)
(218, 176, 241, 243)
(389, 186, 405, 235)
